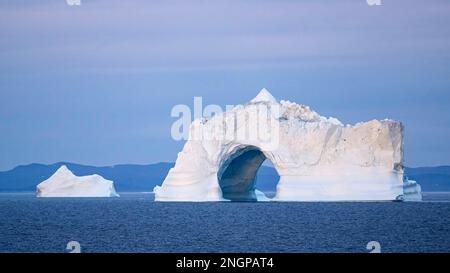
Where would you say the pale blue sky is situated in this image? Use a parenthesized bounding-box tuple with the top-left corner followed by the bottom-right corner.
(1, 0, 450, 170)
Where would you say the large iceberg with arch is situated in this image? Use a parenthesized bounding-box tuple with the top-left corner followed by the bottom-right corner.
(154, 89, 421, 202)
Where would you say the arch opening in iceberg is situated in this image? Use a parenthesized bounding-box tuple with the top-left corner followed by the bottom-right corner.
(217, 146, 274, 201)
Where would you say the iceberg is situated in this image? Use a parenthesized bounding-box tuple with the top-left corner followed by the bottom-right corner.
(155, 88, 422, 202)
(401, 179, 422, 201)
(255, 190, 271, 202)
(36, 165, 119, 197)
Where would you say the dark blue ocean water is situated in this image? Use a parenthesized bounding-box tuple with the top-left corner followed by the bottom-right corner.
(0, 193, 449, 253)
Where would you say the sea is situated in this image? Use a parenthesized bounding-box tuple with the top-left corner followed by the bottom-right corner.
(0, 192, 449, 253)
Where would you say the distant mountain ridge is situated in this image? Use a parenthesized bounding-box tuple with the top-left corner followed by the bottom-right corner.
(404, 166, 450, 191)
(0, 162, 449, 192)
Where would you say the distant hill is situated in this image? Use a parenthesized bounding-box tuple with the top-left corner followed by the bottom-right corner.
(0, 163, 448, 192)
(405, 166, 450, 191)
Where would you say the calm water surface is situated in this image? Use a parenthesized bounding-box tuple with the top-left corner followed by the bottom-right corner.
(0, 192, 449, 253)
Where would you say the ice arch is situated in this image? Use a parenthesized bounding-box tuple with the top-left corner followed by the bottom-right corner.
(218, 146, 272, 201)
(154, 89, 422, 202)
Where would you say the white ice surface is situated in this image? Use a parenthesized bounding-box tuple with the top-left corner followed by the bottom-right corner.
(402, 179, 422, 201)
(36, 165, 119, 197)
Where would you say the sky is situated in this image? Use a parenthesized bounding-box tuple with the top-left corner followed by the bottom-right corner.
(0, 0, 450, 170)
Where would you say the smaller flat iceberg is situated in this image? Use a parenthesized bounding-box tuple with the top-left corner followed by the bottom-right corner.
(401, 179, 422, 201)
(36, 165, 119, 197)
